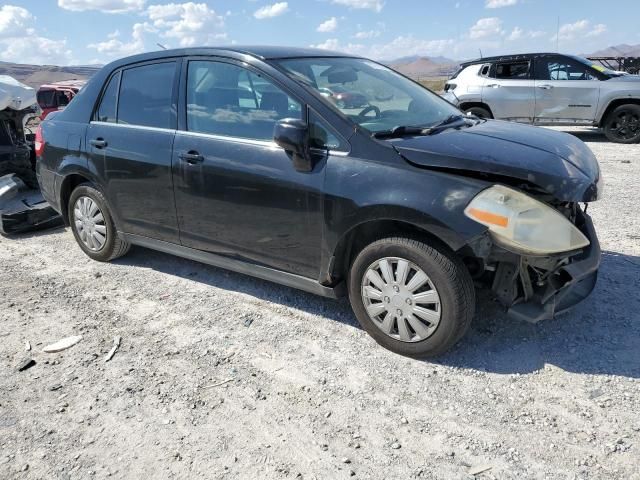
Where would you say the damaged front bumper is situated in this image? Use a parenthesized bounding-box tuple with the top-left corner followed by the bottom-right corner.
(482, 208, 600, 323)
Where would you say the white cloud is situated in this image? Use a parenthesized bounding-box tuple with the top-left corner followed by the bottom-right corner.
(0, 5, 35, 38)
(506, 26, 547, 41)
(485, 0, 517, 8)
(553, 19, 607, 41)
(147, 2, 225, 46)
(469, 17, 503, 39)
(507, 26, 522, 41)
(253, 2, 288, 19)
(58, 0, 145, 13)
(0, 5, 72, 64)
(1, 36, 73, 65)
(311, 35, 454, 61)
(317, 17, 338, 33)
(587, 23, 607, 37)
(353, 29, 380, 39)
(331, 0, 384, 13)
(88, 22, 150, 58)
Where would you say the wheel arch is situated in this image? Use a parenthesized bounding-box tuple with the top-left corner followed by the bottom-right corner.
(57, 167, 117, 228)
(327, 216, 474, 284)
(598, 98, 640, 126)
(459, 102, 494, 118)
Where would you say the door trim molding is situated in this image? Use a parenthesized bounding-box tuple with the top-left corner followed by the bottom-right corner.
(120, 233, 345, 299)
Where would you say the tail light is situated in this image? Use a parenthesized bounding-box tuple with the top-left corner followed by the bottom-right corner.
(35, 124, 44, 157)
(444, 83, 457, 92)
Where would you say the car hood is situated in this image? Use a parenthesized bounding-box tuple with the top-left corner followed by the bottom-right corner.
(607, 74, 640, 83)
(390, 120, 602, 202)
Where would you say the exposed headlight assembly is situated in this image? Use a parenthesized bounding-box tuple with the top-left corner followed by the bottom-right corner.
(464, 185, 590, 255)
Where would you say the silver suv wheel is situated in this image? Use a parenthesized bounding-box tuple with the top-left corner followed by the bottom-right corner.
(73, 196, 107, 251)
(361, 256, 441, 343)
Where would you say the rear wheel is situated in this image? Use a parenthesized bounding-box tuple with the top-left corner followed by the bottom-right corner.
(68, 183, 130, 262)
(348, 237, 475, 358)
(463, 106, 492, 119)
(603, 104, 640, 143)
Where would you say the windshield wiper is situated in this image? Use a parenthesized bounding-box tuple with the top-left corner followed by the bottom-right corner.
(428, 114, 467, 130)
(372, 115, 469, 140)
(372, 125, 430, 139)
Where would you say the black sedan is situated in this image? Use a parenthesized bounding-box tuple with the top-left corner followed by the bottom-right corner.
(36, 46, 602, 357)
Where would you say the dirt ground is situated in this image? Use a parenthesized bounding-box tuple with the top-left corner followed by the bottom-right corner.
(1, 127, 639, 480)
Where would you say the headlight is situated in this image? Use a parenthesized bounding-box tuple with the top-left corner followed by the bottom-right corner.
(464, 185, 590, 255)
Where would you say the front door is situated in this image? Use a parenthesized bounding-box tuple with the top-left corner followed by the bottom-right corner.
(172, 59, 327, 278)
(482, 59, 535, 122)
(533, 55, 601, 123)
(87, 61, 180, 243)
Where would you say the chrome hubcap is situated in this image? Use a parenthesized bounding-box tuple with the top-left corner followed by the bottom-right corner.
(73, 196, 107, 251)
(361, 257, 441, 343)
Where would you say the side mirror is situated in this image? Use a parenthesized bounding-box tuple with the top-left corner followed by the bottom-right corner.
(273, 118, 313, 172)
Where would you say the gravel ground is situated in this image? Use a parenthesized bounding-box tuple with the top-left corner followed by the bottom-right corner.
(1, 127, 639, 480)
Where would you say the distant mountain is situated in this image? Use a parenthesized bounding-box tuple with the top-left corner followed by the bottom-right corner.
(0, 62, 101, 88)
(386, 56, 458, 78)
(387, 55, 456, 65)
(587, 44, 640, 57)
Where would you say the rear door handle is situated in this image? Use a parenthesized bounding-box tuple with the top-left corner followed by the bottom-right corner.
(538, 84, 554, 90)
(90, 138, 107, 148)
(179, 151, 204, 165)
(486, 84, 501, 88)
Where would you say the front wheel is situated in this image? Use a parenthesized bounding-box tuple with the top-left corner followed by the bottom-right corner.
(348, 237, 475, 358)
(603, 104, 640, 143)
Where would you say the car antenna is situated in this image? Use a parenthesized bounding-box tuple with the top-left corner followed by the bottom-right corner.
(479, 49, 483, 59)
(156, 43, 167, 50)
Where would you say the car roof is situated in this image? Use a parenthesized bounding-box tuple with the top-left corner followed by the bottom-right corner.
(459, 52, 569, 67)
(106, 46, 357, 67)
(39, 79, 86, 90)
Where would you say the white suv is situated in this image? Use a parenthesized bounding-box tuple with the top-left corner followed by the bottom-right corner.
(442, 53, 640, 143)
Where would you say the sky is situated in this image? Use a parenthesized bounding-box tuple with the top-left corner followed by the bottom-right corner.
(0, 0, 639, 66)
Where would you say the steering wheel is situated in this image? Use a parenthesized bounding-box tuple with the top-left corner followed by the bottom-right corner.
(357, 105, 381, 120)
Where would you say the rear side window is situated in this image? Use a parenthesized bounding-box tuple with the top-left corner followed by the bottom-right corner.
(117, 62, 176, 129)
(494, 61, 530, 79)
(96, 72, 119, 123)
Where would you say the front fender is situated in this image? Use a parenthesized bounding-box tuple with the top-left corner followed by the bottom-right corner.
(322, 154, 489, 274)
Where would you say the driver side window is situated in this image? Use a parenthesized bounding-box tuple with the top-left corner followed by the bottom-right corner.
(535, 57, 596, 81)
(186, 60, 302, 141)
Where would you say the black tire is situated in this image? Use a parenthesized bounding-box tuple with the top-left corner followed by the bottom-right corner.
(463, 106, 492, 119)
(68, 183, 130, 262)
(348, 237, 475, 358)
(603, 104, 640, 144)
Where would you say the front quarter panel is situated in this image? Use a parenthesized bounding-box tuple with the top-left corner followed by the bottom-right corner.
(596, 79, 640, 122)
(323, 149, 489, 258)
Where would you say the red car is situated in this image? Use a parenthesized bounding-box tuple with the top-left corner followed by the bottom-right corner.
(37, 80, 86, 120)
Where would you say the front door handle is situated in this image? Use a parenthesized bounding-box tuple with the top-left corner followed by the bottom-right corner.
(90, 138, 107, 148)
(179, 151, 204, 165)
(486, 84, 501, 88)
(538, 84, 554, 90)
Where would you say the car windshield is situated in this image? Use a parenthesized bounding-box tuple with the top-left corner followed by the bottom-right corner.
(570, 55, 619, 77)
(273, 57, 461, 134)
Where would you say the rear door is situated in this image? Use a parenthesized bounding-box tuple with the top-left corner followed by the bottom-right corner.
(86, 60, 180, 243)
(533, 55, 601, 123)
(482, 59, 535, 122)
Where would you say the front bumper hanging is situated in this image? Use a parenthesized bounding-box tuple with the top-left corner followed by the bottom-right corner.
(492, 209, 600, 323)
